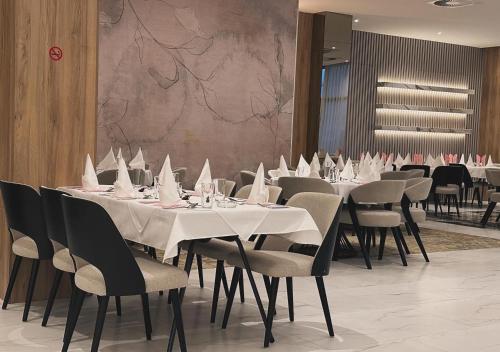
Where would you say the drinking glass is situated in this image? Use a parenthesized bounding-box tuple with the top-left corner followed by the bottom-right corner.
(200, 182, 215, 208)
(177, 182, 183, 197)
(213, 178, 226, 203)
(153, 176, 160, 199)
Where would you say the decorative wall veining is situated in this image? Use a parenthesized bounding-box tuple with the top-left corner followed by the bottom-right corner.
(98, 0, 298, 185)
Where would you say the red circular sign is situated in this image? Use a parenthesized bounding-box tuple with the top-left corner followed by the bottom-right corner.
(49, 46, 63, 61)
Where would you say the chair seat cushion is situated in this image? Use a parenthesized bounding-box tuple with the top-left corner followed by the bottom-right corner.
(180, 239, 254, 261)
(490, 192, 500, 202)
(75, 257, 188, 296)
(53, 248, 75, 273)
(435, 185, 459, 195)
(393, 206, 426, 223)
(356, 210, 401, 228)
(227, 250, 314, 278)
(12, 236, 38, 259)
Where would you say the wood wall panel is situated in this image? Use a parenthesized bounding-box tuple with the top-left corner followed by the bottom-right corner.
(0, 0, 97, 303)
(479, 47, 500, 160)
(292, 13, 324, 166)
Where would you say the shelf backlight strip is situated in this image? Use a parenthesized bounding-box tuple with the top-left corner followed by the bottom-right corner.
(376, 79, 472, 93)
(374, 130, 466, 138)
(377, 86, 470, 99)
(376, 108, 466, 119)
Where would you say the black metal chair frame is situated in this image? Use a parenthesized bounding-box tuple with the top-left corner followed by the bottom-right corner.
(430, 166, 464, 217)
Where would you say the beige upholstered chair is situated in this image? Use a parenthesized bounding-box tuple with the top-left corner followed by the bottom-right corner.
(172, 167, 187, 184)
(224, 180, 236, 197)
(344, 180, 407, 268)
(481, 169, 500, 225)
(392, 178, 432, 262)
(97, 170, 117, 185)
(235, 184, 282, 204)
(224, 193, 343, 346)
(278, 176, 334, 201)
(380, 170, 419, 180)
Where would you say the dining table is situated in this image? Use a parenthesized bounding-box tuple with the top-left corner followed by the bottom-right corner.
(60, 185, 322, 347)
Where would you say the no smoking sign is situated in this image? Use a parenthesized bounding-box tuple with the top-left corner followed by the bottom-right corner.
(49, 46, 63, 61)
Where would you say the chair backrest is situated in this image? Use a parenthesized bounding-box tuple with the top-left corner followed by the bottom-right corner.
(404, 178, 432, 203)
(0, 181, 53, 260)
(431, 166, 464, 191)
(380, 171, 414, 180)
(407, 169, 425, 178)
(240, 170, 256, 186)
(286, 192, 343, 276)
(172, 167, 187, 184)
(449, 163, 473, 187)
(97, 170, 117, 185)
(128, 169, 141, 185)
(350, 180, 406, 204)
(278, 177, 334, 201)
(234, 185, 282, 204)
(400, 164, 430, 177)
(486, 168, 500, 187)
(224, 180, 236, 197)
(40, 187, 71, 249)
(61, 195, 146, 296)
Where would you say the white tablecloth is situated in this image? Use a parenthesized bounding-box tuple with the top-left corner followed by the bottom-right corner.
(62, 188, 321, 261)
(271, 177, 361, 201)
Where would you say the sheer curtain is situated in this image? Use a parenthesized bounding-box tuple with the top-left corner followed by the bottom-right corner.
(318, 63, 350, 154)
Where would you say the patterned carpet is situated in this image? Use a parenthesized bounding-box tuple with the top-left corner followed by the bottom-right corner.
(426, 202, 500, 229)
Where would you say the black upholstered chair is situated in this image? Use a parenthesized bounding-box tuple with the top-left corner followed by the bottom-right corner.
(400, 164, 431, 178)
(0, 181, 53, 322)
(431, 166, 464, 216)
(61, 195, 189, 352)
(449, 163, 482, 206)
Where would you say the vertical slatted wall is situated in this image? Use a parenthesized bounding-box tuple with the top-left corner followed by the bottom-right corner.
(345, 31, 484, 159)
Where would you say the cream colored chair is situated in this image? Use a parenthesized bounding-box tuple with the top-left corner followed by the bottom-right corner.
(345, 180, 407, 268)
(96, 170, 116, 185)
(223, 193, 343, 347)
(172, 167, 187, 184)
(240, 170, 256, 186)
(278, 176, 334, 202)
(481, 169, 500, 225)
(380, 170, 420, 180)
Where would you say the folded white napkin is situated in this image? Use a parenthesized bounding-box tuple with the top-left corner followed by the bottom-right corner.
(117, 148, 123, 160)
(364, 152, 372, 165)
(487, 155, 493, 167)
(309, 153, 321, 178)
(432, 156, 443, 168)
(372, 152, 380, 165)
(339, 158, 354, 180)
(323, 153, 335, 169)
(247, 163, 269, 204)
(114, 157, 135, 198)
(96, 147, 118, 173)
(337, 154, 345, 171)
(440, 153, 446, 166)
(403, 153, 412, 165)
(296, 155, 311, 177)
(356, 160, 372, 181)
(158, 157, 181, 206)
(376, 159, 385, 173)
(425, 154, 434, 166)
(195, 159, 212, 192)
(278, 155, 290, 177)
(82, 154, 100, 190)
(394, 153, 404, 169)
(385, 154, 394, 172)
(158, 155, 172, 181)
(459, 154, 465, 165)
(466, 154, 474, 167)
(129, 148, 146, 170)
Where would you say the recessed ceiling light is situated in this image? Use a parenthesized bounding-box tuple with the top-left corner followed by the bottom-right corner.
(344, 59, 349, 63)
(331, 46, 336, 50)
(354, 18, 359, 23)
(437, 31, 443, 35)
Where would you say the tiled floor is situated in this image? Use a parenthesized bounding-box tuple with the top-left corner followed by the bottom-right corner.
(1, 221, 500, 351)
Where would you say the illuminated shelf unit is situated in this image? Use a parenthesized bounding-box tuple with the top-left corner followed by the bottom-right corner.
(376, 82, 475, 95)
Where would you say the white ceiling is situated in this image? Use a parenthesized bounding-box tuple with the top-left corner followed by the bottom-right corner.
(299, 0, 500, 48)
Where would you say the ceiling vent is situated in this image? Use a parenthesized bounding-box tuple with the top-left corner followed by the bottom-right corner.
(430, 0, 474, 8)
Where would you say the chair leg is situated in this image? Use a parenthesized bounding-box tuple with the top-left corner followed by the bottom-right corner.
(264, 278, 280, 348)
(2, 255, 22, 310)
(222, 267, 242, 329)
(221, 266, 230, 297)
(481, 202, 496, 226)
(141, 293, 152, 340)
(170, 289, 187, 352)
(378, 228, 387, 260)
(286, 277, 294, 322)
(365, 228, 372, 255)
(453, 195, 460, 216)
(238, 273, 245, 303)
(91, 295, 109, 352)
(434, 194, 439, 216)
(62, 288, 85, 352)
(22, 259, 40, 322)
(210, 260, 224, 323)
(399, 232, 411, 255)
(355, 229, 372, 269)
(196, 254, 204, 288)
(447, 195, 451, 215)
(316, 276, 334, 337)
(409, 223, 429, 262)
(42, 269, 64, 326)
(115, 296, 122, 316)
(391, 227, 407, 266)
(496, 212, 500, 222)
